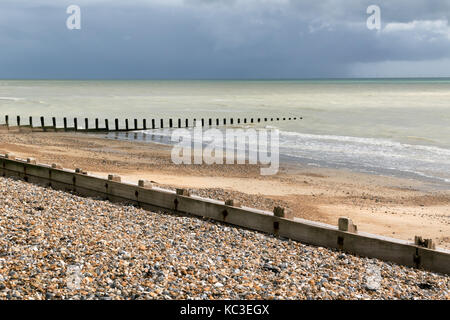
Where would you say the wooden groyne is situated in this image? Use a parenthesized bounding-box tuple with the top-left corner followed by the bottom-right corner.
(0, 115, 303, 132)
(0, 153, 449, 275)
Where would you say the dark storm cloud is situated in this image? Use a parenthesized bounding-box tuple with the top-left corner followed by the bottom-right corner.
(0, 0, 449, 79)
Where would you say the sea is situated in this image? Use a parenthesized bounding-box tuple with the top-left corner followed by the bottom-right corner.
(1, 79, 449, 187)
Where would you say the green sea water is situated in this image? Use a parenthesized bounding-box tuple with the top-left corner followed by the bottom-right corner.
(1, 79, 449, 185)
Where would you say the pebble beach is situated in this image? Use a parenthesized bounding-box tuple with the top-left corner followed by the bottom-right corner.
(0, 176, 449, 300)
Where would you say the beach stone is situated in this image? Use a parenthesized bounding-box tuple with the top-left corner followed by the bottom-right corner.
(0, 175, 448, 300)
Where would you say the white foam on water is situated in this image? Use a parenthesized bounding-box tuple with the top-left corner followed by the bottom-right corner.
(279, 131, 450, 185)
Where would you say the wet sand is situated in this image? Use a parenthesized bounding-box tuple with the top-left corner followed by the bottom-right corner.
(1, 131, 449, 249)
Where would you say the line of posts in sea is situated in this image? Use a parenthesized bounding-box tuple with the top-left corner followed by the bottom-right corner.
(1, 115, 303, 132)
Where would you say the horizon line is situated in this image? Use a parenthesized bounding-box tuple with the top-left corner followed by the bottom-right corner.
(1, 76, 450, 81)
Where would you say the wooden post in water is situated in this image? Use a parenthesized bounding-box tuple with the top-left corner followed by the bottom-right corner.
(244, 118, 247, 124)
(5, 115, 9, 129)
(63, 118, 67, 131)
(85, 118, 89, 131)
(152, 119, 155, 129)
(178, 119, 181, 128)
(216, 119, 219, 126)
(258, 118, 260, 123)
(209, 118, 212, 126)
(95, 118, 99, 130)
(134, 119, 138, 130)
(115, 119, 119, 131)
(17, 116, 21, 127)
(169, 119, 173, 128)
(230, 118, 234, 125)
(185, 119, 188, 127)
(251, 118, 254, 123)
(40, 117, 45, 131)
(74, 118, 78, 131)
(143, 119, 147, 130)
(125, 119, 129, 131)
(29, 116, 33, 128)
(53, 117, 57, 130)
(160, 119, 163, 129)
(223, 118, 226, 125)
(237, 118, 240, 124)
(201, 118, 205, 127)
(105, 119, 109, 131)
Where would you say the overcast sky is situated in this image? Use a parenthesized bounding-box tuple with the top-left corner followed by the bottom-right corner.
(1, 0, 449, 79)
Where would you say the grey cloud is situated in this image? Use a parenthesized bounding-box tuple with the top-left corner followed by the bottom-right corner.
(0, 0, 449, 79)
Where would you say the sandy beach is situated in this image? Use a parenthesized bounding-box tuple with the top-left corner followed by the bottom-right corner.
(1, 131, 449, 250)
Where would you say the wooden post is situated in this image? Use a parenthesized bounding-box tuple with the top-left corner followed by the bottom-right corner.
(201, 118, 205, 127)
(209, 118, 212, 126)
(216, 119, 219, 126)
(134, 119, 138, 130)
(244, 118, 247, 124)
(237, 118, 240, 124)
(85, 118, 89, 131)
(152, 119, 155, 129)
(53, 117, 57, 130)
(160, 119, 163, 129)
(16, 116, 21, 127)
(251, 118, 254, 123)
(105, 119, 109, 131)
(223, 118, 226, 125)
(74, 118, 78, 131)
(169, 119, 173, 128)
(115, 118, 119, 131)
(125, 119, 129, 131)
(95, 118, 99, 130)
(5, 115, 9, 129)
(264, 118, 267, 122)
(63, 118, 67, 131)
(178, 119, 181, 128)
(258, 118, 261, 123)
(143, 119, 147, 130)
(40, 116, 45, 131)
(230, 118, 234, 125)
(185, 119, 188, 127)
(29, 116, 33, 128)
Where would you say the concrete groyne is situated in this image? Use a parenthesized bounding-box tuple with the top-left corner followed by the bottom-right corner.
(0, 153, 448, 275)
